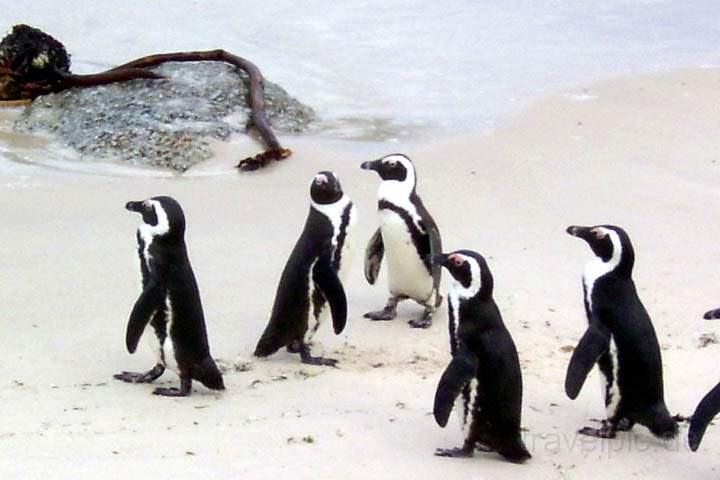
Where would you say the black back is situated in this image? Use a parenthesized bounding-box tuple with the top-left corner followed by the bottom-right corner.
(566, 225, 674, 436)
(126, 196, 222, 389)
(254, 206, 334, 356)
(437, 250, 524, 438)
(254, 172, 348, 357)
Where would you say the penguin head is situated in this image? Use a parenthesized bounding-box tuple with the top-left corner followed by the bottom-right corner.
(310, 171, 344, 204)
(566, 225, 635, 276)
(432, 250, 493, 300)
(126, 196, 186, 240)
(361, 153, 417, 185)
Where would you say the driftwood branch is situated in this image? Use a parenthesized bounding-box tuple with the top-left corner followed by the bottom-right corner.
(2, 26, 291, 171)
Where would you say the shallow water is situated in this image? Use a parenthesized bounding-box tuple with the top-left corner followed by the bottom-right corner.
(2, 1, 720, 173)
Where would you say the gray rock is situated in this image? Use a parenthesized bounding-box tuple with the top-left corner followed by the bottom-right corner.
(14, 62, 316, 171)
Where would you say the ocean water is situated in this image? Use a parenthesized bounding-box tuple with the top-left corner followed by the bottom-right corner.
(2, 1, 720, 172)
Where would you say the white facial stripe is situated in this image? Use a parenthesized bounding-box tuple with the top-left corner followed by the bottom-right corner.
(138, 200, 170, 240)
(376, 156, 420, 228)
(380, 155, 416, 189)
(582, 228, 622, 310)
(449, 254, 482, 299)
(311, 194, 352, 242)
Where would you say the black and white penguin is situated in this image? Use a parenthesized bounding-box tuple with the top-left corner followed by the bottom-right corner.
(687, 307, 720, 451)
(565, 225, 678, 438)
(360, 153, 442, 328)
(114, 196, 224, 396)
(431, 250, 530, 463)
(254, 171, 356, 366)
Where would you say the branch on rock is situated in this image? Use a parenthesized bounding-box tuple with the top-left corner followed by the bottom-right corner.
(0, 25, 292, 171)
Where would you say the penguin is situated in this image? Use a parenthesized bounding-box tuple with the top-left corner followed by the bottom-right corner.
(114, 196, 224, 396)
(254, 171, 356, 366)
(564, 225, 678, 438)
(431, 250, 530, 463)
(687, 307, 720, 451)
(360, 153, 442, 328)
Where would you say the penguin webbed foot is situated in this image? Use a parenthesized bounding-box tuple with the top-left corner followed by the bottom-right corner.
(475, 443, 494, 453)
(408, 307, 433, 329)
(113, 364, 165, 383)
(616, 418, 635, 432)
(364, 296, 400, 321)
(578, 420, 617, 438)
(434, 446, 474, 458)
(152, 377, 191, 397)
(299, 344, 339, 367)
(364, 305, 397, 321)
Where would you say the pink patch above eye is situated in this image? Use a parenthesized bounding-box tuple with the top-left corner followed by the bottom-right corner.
(591, 228, 607, 239)
(448, 253, 465, 266)
(314, 174, 328, 184)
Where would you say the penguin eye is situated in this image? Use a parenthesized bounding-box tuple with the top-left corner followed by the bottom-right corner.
(591, 228, 607, 239)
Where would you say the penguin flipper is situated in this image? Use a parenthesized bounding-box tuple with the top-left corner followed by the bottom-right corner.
(565, 322, 610, 400)
(427, 219, 442, 296)
(313, 249, 348, 334)
(689, 382, 720, 451)
(126, 279, 166, 354)
(433, 342, 479, 428)
(413, 194, 442, 294)
(364, 228, 384, 284)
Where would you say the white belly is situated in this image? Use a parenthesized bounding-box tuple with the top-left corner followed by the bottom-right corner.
(456, 378, 477, 436)
(379, 210, 432, 301)
(598, 337, 621, 418)
(143, 296, 180, 375)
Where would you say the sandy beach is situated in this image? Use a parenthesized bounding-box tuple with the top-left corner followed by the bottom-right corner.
(2, 67, 720, 478)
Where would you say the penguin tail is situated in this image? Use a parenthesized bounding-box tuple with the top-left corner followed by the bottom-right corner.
(647, 406, 679, 440)
(197, 357, 225, 391)
(253, 339, 279, 358)
(497, 438, 532, 464)
(253, 331, 283, 358)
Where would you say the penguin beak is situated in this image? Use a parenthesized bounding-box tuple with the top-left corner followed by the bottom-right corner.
(125, 201, 143, 213)
(566, 225, 593, 242)
(361, 159, 380, 172)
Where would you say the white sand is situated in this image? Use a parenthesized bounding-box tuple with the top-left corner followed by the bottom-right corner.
(2, 68, 720, 478)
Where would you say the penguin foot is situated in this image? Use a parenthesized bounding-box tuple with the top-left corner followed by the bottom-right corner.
(409, 308, 433, 329)
(578, 424, 617, 438)
(408, 317, 432, 328)
(152, 377, 191, 397)
(475, 443, 494, 453)
(364, 308, 397, 321)
(301, 356, 339, 367)
(152, 387, 190, 397)
(299, 343, 339, 367)
(434, 446, 474, 458)
(616, 418, 635, 432)
(113, 364, 165, 383)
